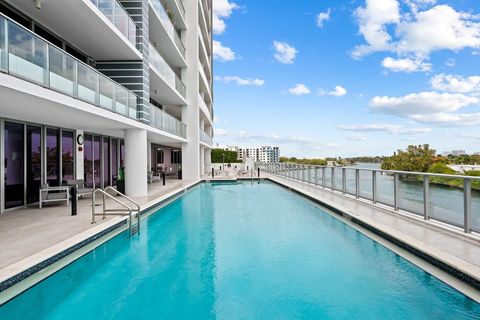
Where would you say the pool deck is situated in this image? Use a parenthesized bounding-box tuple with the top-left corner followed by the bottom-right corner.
(0, 178, 199, 289)
(265, 173, 480, 294)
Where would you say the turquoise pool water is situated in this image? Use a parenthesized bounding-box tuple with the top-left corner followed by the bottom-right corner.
(1, 181, 479, 319)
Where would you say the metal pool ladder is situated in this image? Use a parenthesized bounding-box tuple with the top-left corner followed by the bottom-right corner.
(91, 187, 141, 237)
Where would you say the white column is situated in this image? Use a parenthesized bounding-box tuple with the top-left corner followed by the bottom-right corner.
(181, 0, 201, 180)
(75, 130, 84, 180)
(124, 128, 148, 197)
(199, 146, 205, 175)
(204, 147, 211, 174)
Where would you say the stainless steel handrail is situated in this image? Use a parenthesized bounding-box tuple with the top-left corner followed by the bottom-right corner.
(105, 186, 141, 236)
(91, 188, 140, 236)
(259, 162, 479, 234)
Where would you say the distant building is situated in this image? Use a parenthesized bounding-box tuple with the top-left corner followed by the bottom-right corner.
(443, 150, 467, 156)
(222, 146, 280, 163)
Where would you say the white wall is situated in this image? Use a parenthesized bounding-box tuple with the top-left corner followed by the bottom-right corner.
(75, 130, 84, 180)
(124, 129, 148, 197)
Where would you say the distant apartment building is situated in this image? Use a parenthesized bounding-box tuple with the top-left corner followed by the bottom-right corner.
(225, 146, 280, 163)
(443, 150, 467, 156)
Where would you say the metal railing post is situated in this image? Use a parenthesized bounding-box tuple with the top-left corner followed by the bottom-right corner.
(355, 169, 360, 199)
(314, 167, 318, 185)
(394, 173, 399, 211)
(464, 178, 472, 233)
(423, 175, 430, 220)
(331, 167, 335, 191)
(342, 168, 346, 194)
(308, 166, 312, 183)
(302, 165, 306, 182)
(372, 171, 377, 204)
(322, 167, 326, 187)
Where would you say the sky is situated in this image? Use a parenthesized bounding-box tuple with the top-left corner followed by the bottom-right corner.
(211, 0, 480, 158)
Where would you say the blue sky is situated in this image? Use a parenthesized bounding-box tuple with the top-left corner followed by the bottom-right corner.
(211, 0, 480, 158)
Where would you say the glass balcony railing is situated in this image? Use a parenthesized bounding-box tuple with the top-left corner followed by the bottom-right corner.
(200, 128, 213, 145)
(150, 0, 185, 56)
(177, 0, 186, 16)
(0, 14, 138, 119)
(90, 0, 139, 48)
(150, 104, 186, 138)
(149, 43, 186, 99)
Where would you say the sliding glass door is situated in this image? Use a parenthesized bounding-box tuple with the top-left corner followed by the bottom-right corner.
(4, 122, 24, 209)
(26, 125, 41, 204)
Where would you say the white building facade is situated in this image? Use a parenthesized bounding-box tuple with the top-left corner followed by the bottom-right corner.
(227, 146, 280, 163)
(0, 0, 213, 212)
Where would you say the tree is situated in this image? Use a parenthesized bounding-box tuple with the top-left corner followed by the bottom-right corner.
(381, 144, 436, 172)
(211, 149, 241, 163)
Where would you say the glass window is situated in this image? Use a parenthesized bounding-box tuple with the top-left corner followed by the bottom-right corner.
(4, 122, 24, 209)
(27, 126, 42, 204)
(93, 136, 101, 188)
(103, 137, 110, 187)
(84, 134, 93, 188)
(62, 131, 75, 182)
(46, 128, 60, 186)
(111, 138, 118, 185)
(120, 140, 125, 167)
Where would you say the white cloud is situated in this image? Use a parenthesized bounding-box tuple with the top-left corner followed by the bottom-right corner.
(316, 9, 331, 28)
(369, 91, 480, 126)
(445, 58, 456, 67)
(370, 91, 478, 115)
(273, 41, 298, 64)
(213, 40, 236, 62)
(396, 5, 480, 55)
(288, 84, 310, 96)
(346, 134, 368, 141)
(338, 123, 431, 135)
(403, 0, 437, 13)
(216, 76, 265, 86)
(213, 129, 340, 151)
(352, 2, 480, 71)
(319, 85, 347, 97)
(430, 74, 480, 94)
(381, 57, 431, 72)
(213, 0, 239, 35)
(352, 0, 400, 58)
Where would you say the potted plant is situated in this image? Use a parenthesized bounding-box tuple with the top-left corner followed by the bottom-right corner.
(117, 167, 125, 194)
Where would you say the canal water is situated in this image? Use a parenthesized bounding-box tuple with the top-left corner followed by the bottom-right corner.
(291, 163, 480, 232)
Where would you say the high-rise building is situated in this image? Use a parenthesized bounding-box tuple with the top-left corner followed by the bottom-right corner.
(0, 0, 213, 212)
(226, 146, 280, 163)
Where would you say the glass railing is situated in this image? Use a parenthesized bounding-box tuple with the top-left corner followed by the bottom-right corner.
(200, 128, 213, 145)
(149, 104, 186, 138)
(148, 43, 186, 98)
(261, 163, 480, 235)
(90, 0, 139, 48)
(150, 0, 185, 56)
(0, 14, 138, 119)
(177, 0, 186, 16)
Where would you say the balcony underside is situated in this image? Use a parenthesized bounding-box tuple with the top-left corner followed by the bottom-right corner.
(5, 0, 141, 60)
(0, 73, 185, 145)
(149, 66, 187, 106)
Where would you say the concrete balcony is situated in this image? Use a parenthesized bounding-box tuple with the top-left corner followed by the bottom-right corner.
(0, 14, 140, 123)
(198, 93, 213, 126)
(199, 128, 213, 147)
(5, 0, 141, 60)
(149, 0, 186, 68)
(148, 43, 187, 106)
(149, 104, 187, 139)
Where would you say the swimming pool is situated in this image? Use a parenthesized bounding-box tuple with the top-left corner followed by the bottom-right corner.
(0, 181, 479, 319)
